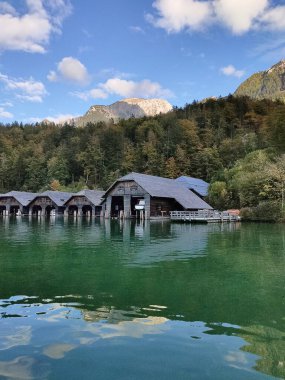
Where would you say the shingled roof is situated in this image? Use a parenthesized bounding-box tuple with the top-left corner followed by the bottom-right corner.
(0, 191, 38, 206)
(175, 176, 209, 197)
(38, 191, 74, 206)
(104, 172, 212, 210)
(75, 190, 105, 206)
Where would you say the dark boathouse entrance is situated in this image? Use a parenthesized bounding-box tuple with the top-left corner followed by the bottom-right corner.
(64, 190, 105, 217)
(111, 196, 124, 217)
(28, 191, 72, 216)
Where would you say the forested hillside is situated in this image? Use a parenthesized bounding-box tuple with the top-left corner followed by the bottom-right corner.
(235, 60, 285, 103)
(1, 95, 285, 220)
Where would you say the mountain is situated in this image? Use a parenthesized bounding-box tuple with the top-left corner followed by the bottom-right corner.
(235, 60, 285, 102)
(74, 98, 173, 127)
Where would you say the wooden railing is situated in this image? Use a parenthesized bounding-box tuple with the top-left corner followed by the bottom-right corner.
(170, 210, 240, 223)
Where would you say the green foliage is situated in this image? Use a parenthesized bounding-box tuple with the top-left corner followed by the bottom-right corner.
(208, 181, 229, 210)
(240, 201, 283, 222)
(266, 107, 285, 152)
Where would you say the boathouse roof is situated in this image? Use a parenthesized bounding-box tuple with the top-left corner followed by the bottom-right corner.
(39, 191, 74, 206)
(1, 191, 38, 206)
(105, 172, 212, 210)
(175, 176, 209, 197)
(75, 190, 105, 206)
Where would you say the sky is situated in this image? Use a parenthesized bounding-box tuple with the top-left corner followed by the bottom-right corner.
(1, 0, 285, 123)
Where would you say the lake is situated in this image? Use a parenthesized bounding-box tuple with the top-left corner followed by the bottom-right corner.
(0, 218, 284, 379)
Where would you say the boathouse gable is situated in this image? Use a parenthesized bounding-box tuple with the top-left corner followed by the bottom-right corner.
(28, 191, 73, 216)
(64, 190, 105, 217)
(109, 180, 146, 197)
(0, 191, 37, 215)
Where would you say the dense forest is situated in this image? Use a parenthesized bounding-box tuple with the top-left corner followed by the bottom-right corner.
(1, 95, 285, 220)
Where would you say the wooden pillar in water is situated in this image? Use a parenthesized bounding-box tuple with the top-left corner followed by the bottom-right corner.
(105, 197, 112, 219)
(124, 195, 131, 219)
(144, 194, 150, 220)
(41, 206, 46, 217)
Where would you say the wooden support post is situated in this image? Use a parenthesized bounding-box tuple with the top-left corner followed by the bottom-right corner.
(124, 195, 131, 219)
(144, 194, 150, 220)
(105, 197, 112, 219)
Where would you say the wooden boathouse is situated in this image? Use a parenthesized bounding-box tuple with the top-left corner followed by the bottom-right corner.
(0, 191, 37, 215)
(0, 190, 105, 217)
(64, 190, 105, 217)
(27, 191, 73, 216)
(101, 172, 212, 219)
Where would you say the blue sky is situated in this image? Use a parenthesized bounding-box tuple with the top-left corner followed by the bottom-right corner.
(1, 0, 285, 123)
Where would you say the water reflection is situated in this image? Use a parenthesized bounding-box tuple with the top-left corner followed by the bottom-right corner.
(0, 297, 265, 379)
(0, 218, 284, 379)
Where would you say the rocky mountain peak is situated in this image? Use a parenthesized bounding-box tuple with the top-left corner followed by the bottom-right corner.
(267, 59, 285, 74)
(75, 98, 173, 127)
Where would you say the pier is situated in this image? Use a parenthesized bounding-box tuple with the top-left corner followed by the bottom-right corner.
(170, 210, 240, 223)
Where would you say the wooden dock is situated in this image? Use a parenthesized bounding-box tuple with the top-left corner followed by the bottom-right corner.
(170, 210, 240, 223)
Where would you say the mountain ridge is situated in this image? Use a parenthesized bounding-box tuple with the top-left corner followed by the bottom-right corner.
(234, 60, 285, 102)
(73, 97, 173, 127)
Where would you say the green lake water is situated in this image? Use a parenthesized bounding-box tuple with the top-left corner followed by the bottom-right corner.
(0, 218, 284, 379)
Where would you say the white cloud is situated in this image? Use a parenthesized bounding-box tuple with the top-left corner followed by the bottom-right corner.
(71, 88, 109, 101)
(0, 101, 13, 107)
(0, 2, 18, 15)
(146, 0, 212, 33)
(72, 78, 173, 101)
(30, 113, 78, 124)
(0, 107, 13, 118)
(260, 6, 285, 31)
(96, 68, 134, 81)
(44, 114, 78, 124)
(71, 89, 108, 101)
(90, 88, 108, 99)
(100, 78, 173, 98)
(48, 57, 90, 85)
(130, 26, 145, 34)
(0, 73, 47, 102)
(47, 70, 57, 82)
(220, 65, 245, 78)
(44, 0, 73, 28)
(214, 0, 268, 35)
(147, 0, 285, 35)
(0, 0, 72, 53)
